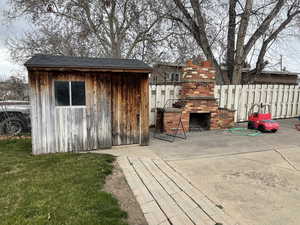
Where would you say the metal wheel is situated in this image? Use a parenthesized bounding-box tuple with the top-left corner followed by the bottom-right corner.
(258, 125, 265, 132)
(247, 122, 254, 129)
(1, 117, 24, 135)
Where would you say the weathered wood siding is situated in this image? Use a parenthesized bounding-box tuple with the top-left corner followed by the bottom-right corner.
(112, 74, 139, 145)
(140, 75, 150, 145)
(29, 71, 149, 154)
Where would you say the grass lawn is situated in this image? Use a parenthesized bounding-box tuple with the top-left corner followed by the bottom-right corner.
(0, 139, 129, 225)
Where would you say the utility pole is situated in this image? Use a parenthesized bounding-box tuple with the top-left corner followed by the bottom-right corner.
(280, 55, 283, 71)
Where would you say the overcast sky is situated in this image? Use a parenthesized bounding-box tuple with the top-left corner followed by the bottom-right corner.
(0, 0, 300, 81)
(0, 0, 30, 79)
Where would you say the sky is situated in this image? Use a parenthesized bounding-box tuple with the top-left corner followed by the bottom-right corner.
(0, 1, 300, 81)
(0, 0, 29, 80)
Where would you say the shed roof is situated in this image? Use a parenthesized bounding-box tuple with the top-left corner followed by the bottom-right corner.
(24, 54, 152, 73)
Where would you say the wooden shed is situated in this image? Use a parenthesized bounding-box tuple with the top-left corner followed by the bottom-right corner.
(25, 55, 151, 154)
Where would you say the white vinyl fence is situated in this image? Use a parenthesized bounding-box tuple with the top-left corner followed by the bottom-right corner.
(150, 84, 300, 124)
(149, 85, 181, 125)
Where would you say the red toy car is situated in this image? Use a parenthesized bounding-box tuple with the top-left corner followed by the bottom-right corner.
(248, 104, 280, 133)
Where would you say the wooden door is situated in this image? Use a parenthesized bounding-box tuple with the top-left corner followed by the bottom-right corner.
(111, 74, 141, 145)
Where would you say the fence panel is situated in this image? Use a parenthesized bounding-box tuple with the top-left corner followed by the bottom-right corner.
(149, 85, 181, 125)
(150, 84, 300, 125)
(215, 84, 300, 122)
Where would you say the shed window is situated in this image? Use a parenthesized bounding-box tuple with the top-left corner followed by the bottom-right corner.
(55, 81, 70, 106)
(54, 81, 86, 106)
(71, 82, 86, 106)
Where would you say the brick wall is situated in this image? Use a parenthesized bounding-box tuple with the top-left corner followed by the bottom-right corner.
(163, 110, 185, 134)
(180, 82, 215, 98)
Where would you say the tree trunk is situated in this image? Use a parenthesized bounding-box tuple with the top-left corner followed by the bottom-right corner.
(111, 40, 122, 58)
(232, 64, 244, 84)
(232, 0, 253, 84)
(226, 0, 237, 83)
(212, 55, 227, 84)
(193, 32, 229, 84)
(171, 0, 229, 84)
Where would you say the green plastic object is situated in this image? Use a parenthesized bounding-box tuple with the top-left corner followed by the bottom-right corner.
(227, 127, 261, 136)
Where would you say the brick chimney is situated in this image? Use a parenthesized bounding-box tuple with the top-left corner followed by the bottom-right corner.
(159, 60, 235, 134)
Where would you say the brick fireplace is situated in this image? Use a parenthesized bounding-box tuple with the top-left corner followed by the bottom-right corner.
(159, 60, 235, 134)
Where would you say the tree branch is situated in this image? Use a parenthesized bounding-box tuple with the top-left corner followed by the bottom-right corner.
(243, 0, 285, 60)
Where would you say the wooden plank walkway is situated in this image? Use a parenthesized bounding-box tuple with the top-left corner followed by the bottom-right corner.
(118, 157, 241, 225)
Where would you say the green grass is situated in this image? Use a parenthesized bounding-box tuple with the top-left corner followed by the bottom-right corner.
(0, 139, 129, 225)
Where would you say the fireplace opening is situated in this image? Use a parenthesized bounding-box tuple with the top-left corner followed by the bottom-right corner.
(189, 113, 211, 131)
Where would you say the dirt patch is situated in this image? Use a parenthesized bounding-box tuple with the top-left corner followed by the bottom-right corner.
(104, 161, 148, 225)
(0, 135, 31, 140)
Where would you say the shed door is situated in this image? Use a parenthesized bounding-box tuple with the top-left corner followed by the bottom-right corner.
(111, 74, 141, 145)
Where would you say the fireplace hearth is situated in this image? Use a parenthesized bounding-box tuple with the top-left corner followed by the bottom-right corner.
(189, 113, 211, 131)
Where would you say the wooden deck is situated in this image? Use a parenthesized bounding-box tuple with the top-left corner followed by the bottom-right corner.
(118, 157, 241, 225)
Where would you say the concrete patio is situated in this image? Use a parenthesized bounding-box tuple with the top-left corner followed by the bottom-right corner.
(150, 118, 300, 160)
(98, 119, 300, 225)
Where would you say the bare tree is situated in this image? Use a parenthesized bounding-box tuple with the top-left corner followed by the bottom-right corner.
(254, 0, 300, 74)
(169, 0, 300, 84)
(170, 0, 231, 83)
(5, 0, 177, 62)
(0, 73, 27, 100)
(7, 0, 299, 81)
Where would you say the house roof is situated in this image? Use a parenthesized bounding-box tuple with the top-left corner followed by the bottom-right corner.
(24, 54, 152, 72)
(153, 62, 185, 67)
(221, 66, 298, 76)
(260, 70, 299, 76)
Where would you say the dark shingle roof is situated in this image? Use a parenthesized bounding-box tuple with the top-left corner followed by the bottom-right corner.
(24, 54, 152, 72)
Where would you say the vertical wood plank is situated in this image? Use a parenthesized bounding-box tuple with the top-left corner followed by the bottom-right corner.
(233, 85, 240, 122)
(278, 85, 284, 118)
(46, 72, 55, 153)
(111, 74, 117, 145)
(244, 85, 251, 120)
(96, 73, 112, 149)
(286, 86, 292, 117)
(140, 74, 150, 146)
(273, 85, 279, 118)
(227, 85, 233, 110)
(220, 85, 226, 108)
(292, 86, 298, 117)
(281, 85, 288, 118)
(295, 87, 300, 115)
(29, 71, 38, 154)
(135, 76, 141, 144)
